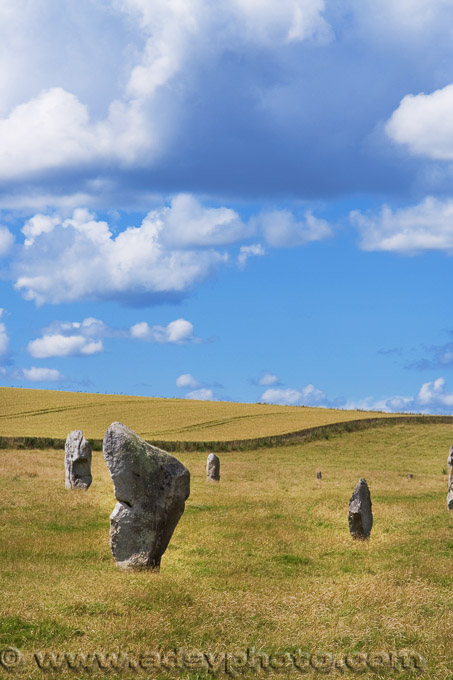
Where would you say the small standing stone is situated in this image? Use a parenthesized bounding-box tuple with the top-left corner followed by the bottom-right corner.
(64, 430, 92, 489)
(348, 478, 373, 539)
(407, 473, 414, 479)
(103, 422, 190, 571)
(447, 445, 453, 510)
(207, 453, 220, 482)
(316, 470, 322, 480)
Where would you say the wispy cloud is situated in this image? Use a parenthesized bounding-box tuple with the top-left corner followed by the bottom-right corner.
(0, 309, 9, 356)
(254, 372, 281, 386)
(352, 197, 453, 254)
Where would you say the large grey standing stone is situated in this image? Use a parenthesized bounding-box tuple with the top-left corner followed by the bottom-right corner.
(447, 445, 453, 510)
(206, 453, 220, 482)
(103, 422, 190, 571)
(348, 478, 373, 539)
(64, 430, 92, 489)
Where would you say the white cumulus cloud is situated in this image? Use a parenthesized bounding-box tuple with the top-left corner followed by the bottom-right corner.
(28, 335, 103, 359)
(416, 377, 453, 408)
(260, 387, 304, 405)
(14, 203, 230, 305)
(12, 199, 333, 306)
(386, 83, 453, 161)
(257, 372, 280, 386)
(352, 197, 453, 254)
(0, 87, 153, 180)
(20, 367, 64, 382)
(176, 373, 201, 389)
(27, 317, 107, 358)
(344, 377, 453, 415)
(130, 318, 196, 344)
(159, 194, 249, 248)
(260, 383, 327, 406)
(0, 0, 331, 181)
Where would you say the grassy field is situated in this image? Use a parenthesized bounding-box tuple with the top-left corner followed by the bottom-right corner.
(0, 387, 396, 442)
(1, 422, 452, 679)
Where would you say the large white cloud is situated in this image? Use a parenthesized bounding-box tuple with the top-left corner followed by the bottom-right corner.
(0, 0, 331, 181)
(14, 201, 231, 305)
(14, 197, 330, 305)
(351, 197, 453, 254)
(386, 83, 453, 161)
(0, 88, 153, 180)
(121, 0, 331, 99)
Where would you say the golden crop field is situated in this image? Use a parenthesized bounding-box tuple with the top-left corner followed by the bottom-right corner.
(0, 386, 397, 442)
(1, 422, 452, 679)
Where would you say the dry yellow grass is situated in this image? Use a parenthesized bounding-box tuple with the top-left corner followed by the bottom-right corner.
(0, 422, 452, 679)
(0, 386, 396, 442)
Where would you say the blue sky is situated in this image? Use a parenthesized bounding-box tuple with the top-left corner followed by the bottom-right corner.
(1, 0, 453, 413)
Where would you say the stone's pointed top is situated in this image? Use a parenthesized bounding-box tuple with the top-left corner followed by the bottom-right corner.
(65, 429, 92, 490)
(348, 478, 373, 539)
(206, 452, 220, 482)
(103, 422, 190, 571)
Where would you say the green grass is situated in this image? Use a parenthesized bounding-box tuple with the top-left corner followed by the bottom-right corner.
(0, 422, 452, 678)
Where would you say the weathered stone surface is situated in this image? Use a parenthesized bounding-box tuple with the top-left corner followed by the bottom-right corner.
(103, 422, 190, 571)
(64, 430, 92, 489)
(206, 453, 220, 482)
(447, 445, 453, 510)
(348, 478, 373, 539)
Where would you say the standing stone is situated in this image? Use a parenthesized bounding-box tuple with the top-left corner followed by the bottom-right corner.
(103, 422, 190, 571)
(64, 430, 92, 489)
(316, 470, 322, 480)
(447, 445, 453, 510)
(206, 453, 220, 482)
(348, 478, 373, 539)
